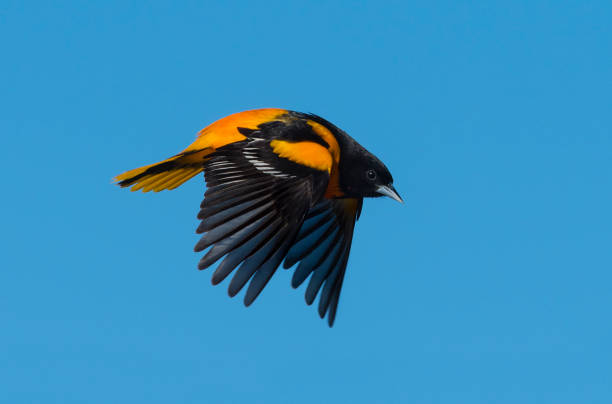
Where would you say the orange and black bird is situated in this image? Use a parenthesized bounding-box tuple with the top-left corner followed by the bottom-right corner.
(114, 109, 402, 326)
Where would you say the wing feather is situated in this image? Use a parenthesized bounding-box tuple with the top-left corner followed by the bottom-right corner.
(284, 198, 362, 326)
(195, 139, 329, 308)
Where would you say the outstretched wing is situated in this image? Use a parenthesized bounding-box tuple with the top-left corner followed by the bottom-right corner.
(284, 198, 362, 326)
(195, 139, 330, 306)
(192, 115, 359, 326)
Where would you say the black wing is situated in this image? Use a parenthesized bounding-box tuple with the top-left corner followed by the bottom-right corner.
(195, 140, 329, 306)
(283, 198, 362, 326)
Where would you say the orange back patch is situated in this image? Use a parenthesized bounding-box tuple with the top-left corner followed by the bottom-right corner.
(184, 108, 288, 153)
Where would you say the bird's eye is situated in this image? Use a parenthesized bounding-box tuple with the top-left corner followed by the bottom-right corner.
(366, 169, 377, 181)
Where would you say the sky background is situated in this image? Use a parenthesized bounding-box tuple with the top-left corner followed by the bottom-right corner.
(2, 1, 611, 403)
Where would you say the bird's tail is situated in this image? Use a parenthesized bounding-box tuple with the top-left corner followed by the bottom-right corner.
(114, 109, 291, 192)
(114, 148, 212, 192)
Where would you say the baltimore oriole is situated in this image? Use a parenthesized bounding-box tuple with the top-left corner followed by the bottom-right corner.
(115, 108, 401, 326)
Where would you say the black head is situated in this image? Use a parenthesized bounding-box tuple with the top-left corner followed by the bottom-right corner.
(297, 111, 402, 202)
(339, 144, 402, 202)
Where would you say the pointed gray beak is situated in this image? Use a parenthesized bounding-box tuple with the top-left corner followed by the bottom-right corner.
(376, 184, 403, 203)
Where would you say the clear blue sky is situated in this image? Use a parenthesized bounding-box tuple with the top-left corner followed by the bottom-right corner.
(2, 1, 611, 403)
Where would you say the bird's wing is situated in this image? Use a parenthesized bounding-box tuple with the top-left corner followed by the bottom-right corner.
(283, 198, 363, 326)
(195, 139, 331, 307)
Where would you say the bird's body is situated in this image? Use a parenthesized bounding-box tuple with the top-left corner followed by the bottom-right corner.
(115, 108, 401, 326)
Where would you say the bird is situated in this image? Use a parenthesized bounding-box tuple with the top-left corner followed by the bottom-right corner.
(114, 108, 402, 326)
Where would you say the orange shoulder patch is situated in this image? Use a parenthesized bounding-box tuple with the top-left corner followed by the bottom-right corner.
(306, 120, 340, 164)
(270, 140, 333, 173)
(305, 119, 343, 197)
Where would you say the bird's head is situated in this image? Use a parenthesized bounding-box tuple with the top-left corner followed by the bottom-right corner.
(339, 146, 402, 203)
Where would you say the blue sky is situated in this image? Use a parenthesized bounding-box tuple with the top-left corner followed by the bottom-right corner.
(2, 1, 611, 403)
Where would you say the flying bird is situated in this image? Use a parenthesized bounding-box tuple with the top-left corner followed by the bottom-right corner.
(115, 109, 402, 326)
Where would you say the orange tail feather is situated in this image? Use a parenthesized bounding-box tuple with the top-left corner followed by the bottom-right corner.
(114, 148, 211, 192)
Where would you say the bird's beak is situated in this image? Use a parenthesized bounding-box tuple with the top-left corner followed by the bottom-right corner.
(376, 184, 403, 203)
